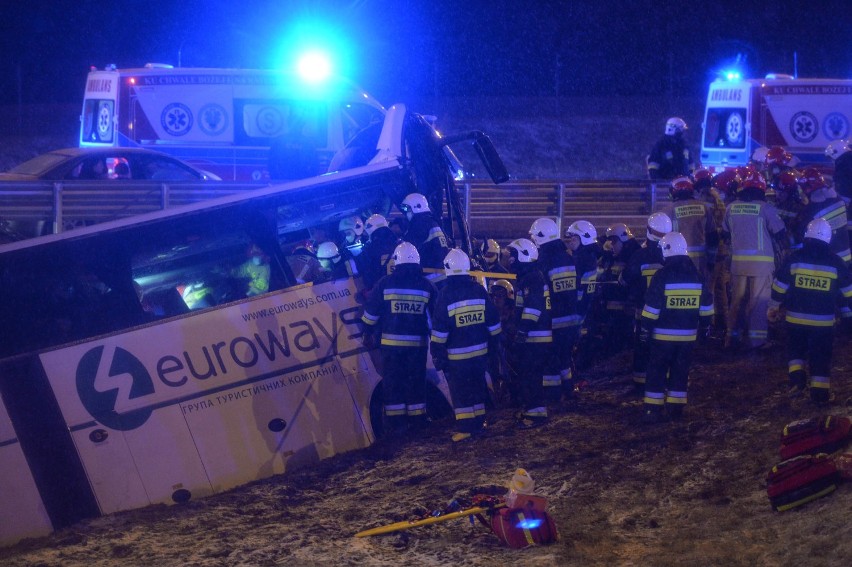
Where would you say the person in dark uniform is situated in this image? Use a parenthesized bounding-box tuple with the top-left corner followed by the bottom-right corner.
(400, 192, 450, 284)
(640, 231, 714, 423)
(430, 249, 501, 442)
(647, 117, 694, 180)
(356, 214, 400, 296)
(361, 242, 437, 436)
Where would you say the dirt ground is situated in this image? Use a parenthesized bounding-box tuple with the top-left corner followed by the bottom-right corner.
(3, 329, 851, 567)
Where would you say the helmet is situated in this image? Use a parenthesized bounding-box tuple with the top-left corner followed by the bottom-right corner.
(364, 214, 389, 236)
(713, 169, 741, 194)
(490, 279, 515, 301)
(660, 231, 688, 258)
(443, 248, 471, 276)
(316, 241, 340, 260)
(401, 193, 430, 214)
(798, 167, 827, 195)
(804, 218, 832, 244)
(529, 217, 559, 245)
(751, 147, 770, 164)
(392, 241, 420, 265)
(765, 146, 793, 167)
(776, 169, 800, 192)
(565, 220, 597, 245)
(825, 138, 852, 161)
(741, 170, 767, 192)
(692, 167, 713, 190)
(507, 238, 539, 263)
(605, 223, 634, 242)
(670, 176, 695, 199)
(646, 212, 672, 242)
(664, 117, 687, 136)
(291, 240, 316, 256)
(338, 216, 364, 236)
(480, 238, 501, 259)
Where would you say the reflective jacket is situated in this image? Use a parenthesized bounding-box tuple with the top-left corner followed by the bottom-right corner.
(430, 276, 501, 362)
(404, 213, 450, 271)
(659, 197, 717, 269)
(513, 267, 552, 344)
(641, 256, 714, 341)
(537, 239, 580, 329)
(621, 240, 665, 309)
(361, 264, 437, 347)
(356, 227, 400, 290)
(722, 197, 786, 276)
(798, 196, 851, 264)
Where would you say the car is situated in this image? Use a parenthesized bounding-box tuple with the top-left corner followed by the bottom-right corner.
(0, 147, 221, 181)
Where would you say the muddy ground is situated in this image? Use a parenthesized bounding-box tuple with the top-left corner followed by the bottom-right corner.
(3, 330, 851, 567)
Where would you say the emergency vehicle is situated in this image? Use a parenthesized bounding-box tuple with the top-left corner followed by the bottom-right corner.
(80, 64, 386, 181)
(700, 75, 852, 172)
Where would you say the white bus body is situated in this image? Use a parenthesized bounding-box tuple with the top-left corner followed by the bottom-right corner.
(80, 64, 386, 181)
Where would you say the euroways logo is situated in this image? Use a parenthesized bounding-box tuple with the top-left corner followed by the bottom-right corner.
(76, 345, 155, 431)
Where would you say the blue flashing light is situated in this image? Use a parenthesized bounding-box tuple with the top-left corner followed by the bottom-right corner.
(515, 519, 544, 529)
(297, 50, 333, 84)
(722, 69, 742, 82)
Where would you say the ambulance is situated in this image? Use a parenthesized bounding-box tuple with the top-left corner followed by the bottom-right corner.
(79, 64, 386, 181)
(700, 74, 852, 172)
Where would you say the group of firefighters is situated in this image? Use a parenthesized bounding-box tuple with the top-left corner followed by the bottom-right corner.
(313, 123, 852, 441)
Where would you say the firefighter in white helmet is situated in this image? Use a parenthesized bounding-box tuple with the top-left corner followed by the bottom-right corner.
(565, 220, 601, 375)
(356, 213, 401, 293)
(658, 176, 718, 282)
(647, 117, 694, 180)
(639, 231, 713, 423)
(769, 218, 852, 404)
(361, 241, 437, 436)
(315, 241, 359, 282)
(430, 249, 502, 442)
(400, 193, 450, 281)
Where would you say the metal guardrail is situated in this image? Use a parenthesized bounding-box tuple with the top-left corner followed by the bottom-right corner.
(0, 179, 671, 241)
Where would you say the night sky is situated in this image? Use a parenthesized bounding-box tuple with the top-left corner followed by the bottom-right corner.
(1, 0, 850, 106)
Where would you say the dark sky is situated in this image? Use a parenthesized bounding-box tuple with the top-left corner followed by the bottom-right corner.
(1, 0, 850, 106)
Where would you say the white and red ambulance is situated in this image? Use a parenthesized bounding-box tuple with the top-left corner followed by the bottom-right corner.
(80, 64, 386, 181)
(700, 75, 852, 173)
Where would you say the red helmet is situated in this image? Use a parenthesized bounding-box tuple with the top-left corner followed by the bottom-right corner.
(736, 164, 756, 179)
(741, 170, 767, 192)
(692, 168, 713, 189)
(765, 146, 793, 166)
(713, 169, 741, 194)
(776, 169, 800, 192)
(670, 176, 695, 199)
(798, 167, 827, 195)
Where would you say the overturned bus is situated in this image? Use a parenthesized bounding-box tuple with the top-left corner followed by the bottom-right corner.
(0, 104, 508, 545)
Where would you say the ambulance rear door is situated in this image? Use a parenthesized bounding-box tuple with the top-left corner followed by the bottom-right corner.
(700, 80, 751, 171)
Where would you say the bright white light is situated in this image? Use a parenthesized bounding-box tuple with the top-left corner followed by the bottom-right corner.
(297, 51, 332, 83)
(724, 70, 742, 81)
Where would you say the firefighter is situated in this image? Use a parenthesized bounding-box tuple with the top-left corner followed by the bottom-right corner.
(479, 238, 509, 274)
(356, 214, 400, 294)
(361, 242, 437, 436)
(430, 249, 501, 442)
(506, 238, 552, 428)
(620, 212, 671, 390)
(658, 176, 718, 282)
(640, 231, 714, 423)
(764, 145, 797, 189)
(707, 169, 739, 337)
(721, 170, 786, 349)
(565, 220, 601, 373)
(647, 117, 694, 180)
(489, 279, 516, 403)
(772, 169, 806, 253)
(769, 218, 852, 404)
(797, 168, 851, 266)
(400, 192, 450, 282)
(598, 223, 642, 354)
(529, 217, 580, 405)
(826, 138, 852, 201)
(315, 241, 358, 282)
(338, 216, 365, 256)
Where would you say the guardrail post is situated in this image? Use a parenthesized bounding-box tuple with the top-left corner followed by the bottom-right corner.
(556, 183, 565, 234)
(648, 181, 658, 213)
(463, 182, 471, 225)
(161, 183, 170, 210)
(53, 182, 63, 234)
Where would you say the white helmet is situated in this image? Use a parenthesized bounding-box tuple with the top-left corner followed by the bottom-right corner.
(825, 138, 852, 161)
(316, 241, 340, 260)
(804, 218, 832, 244)
(443, 248, 471, 276)
(751, 146, 769, 164)
(392, 241, 420, 265)
(565, 220, 597, 246)
(364, 214, 389, 236)
(529, 217, 559, 245)
(606, 223, 634, 242)
(646, 212, 673, 242)
(338, 216, 364, 236)
(401, 193, 430, 214)
(665, 117, 687, 136)
(507, 238, 539, 263)
(660, 231, 688, 258)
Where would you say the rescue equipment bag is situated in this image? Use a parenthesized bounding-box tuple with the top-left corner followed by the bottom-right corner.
(779, 415, 852, 460)
(488, 507, 558, 548)
(766, 453, 840, 512)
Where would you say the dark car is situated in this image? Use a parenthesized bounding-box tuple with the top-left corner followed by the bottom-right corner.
(0, 147, 221, 181)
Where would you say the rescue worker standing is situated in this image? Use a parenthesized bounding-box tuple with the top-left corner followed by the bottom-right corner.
(797, 168, 851, 266)
(658, 176, 718, 282)
(315, 241, 358, 282)
(620, 212, 671, 390)
(479, 238, 509, 274)
(401, 193, 451, 282)
(356, 214, 400, 294)
(721, 170, 786, 349)
(361, 242, 437, 436)
(430, 249, 501, 442)
(769, 218, 852, 404)
(598, 223, 641, 353)
(565, 220, 600, 373)
(529, 217, 580, 404)
(507, 238, 552, 428)
(647, 117, 694, 180)
(640, 232, 714, 423)
(826, 138, 852, 201)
